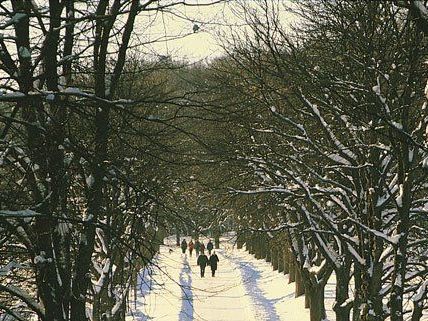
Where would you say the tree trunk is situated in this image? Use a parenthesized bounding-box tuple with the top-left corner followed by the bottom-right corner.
(289, 258, 296, 283)
(334, 267, 352, 321)
(176, 226, 180, 246)
(215, 234, 220, 249)
(411, 301, 425, 321)
(278, 248, 284, 273)
(308, 286, 326, 321)
(355, 260, 383, 321)
(246, 235, 251, 253)
(157, 226, 166, 246)
(255, 236, 262, 259)
(272, 247, 279, 271)
(295, 265, 305, 297)
(305, 293, 310, 309)
(258, 236, 264, 259)
(213, 224, 221, 249)
(133, 270, 138, 310)
(247, 234, 254, 254)
(237, 232, 244, 249)
(353, 265, 362, 321)
(283, 247, 289, 275)
(266, 239, 272, 263)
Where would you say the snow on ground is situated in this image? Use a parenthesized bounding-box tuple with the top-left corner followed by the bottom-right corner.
(127, 234, 335, 321)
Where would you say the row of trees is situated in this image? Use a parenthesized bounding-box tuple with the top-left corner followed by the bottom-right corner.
(203, 1, 428, 321)
(0, 1, 223, 320)
(2, 1, 428, 321)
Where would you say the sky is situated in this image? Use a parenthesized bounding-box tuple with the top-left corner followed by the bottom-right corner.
(135, 0, 297, 62)
(135, 1, 240, 62)
(0, 0, 297, 89)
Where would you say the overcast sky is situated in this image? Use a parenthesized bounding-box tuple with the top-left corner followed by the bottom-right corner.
(136, 0, 296, 62)
(135, 1, 238, 62)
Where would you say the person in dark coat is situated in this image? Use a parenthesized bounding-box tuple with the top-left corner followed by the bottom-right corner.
(197, 251, 209, 277)
(180, 239, 187, 254)
(207, 239, 214, 255)
(209, 251, 219, 277)
(194, 239, 201, 257)
(200, 242, 205, 254)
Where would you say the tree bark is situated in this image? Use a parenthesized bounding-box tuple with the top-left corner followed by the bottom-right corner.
(237, 232, 244, 249)
(308, 286, 326, 321)
(278, 248, 284, 273)
(272, 247, 279, 271)
(255, 235, 262, 259)
(295, 265, 305, 297)
(283, 247, 289, 275)
(176, 226, 181, 246)
(334, 267, 352, 321)
(289, 257, 296, 283)
(305, 293, 310, 309)
(266, 238, 272, 262)
(248, 234, 255, 255)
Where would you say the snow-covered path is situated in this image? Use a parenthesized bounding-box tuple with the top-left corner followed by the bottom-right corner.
(126, 235, 335, 321)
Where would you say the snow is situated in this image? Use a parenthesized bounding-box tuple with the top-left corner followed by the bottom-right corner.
(34, 251, 52, 265)
(0, 209, 40, 218)
(425, 79, 428, 100)
(1, 13, 26, 28)
(396, 184, 403, 208)
(372, 85, 380, 95)
(391, 121, 403, 130)
(63, 87, 84, 95)
(127, 235, 335, 321)
(86, 174, 95, 188)
(18, 46, 31, 59)
(55, 221, 70, 236)
(328, 153, 351, 166)
(409, 149, 414, 162)
(2, 92, 25, 98)
(413, 280, 428, 302)
(303, 96, 356, 161)
(0, 261, 28, 276)
(422, 157, 428, 169)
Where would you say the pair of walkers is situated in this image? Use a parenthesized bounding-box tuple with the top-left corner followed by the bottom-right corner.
(180, 238, 196, 256)
(180, 238, 199, 256)
(195, 239, 214, 256)
(197, 251, 219, 277)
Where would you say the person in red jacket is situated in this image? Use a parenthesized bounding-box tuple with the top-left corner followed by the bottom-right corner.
(188, 240, 194, 256)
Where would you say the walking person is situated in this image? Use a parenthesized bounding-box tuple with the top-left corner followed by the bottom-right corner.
(197, 251, 209, 277)
(180, 239, 187, 254)
(188, 239, 194, 256)
(200, 241, 205, 254)
(195, 239, 201, 257)
(209, 251, 219, 277)
(207, 239, 214, 255)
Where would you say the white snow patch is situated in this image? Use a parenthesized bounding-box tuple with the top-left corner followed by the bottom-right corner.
(86, 175, 95, 188)
(18, 46, 31, 59)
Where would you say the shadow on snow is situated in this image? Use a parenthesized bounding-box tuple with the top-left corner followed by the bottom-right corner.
(179, 254, 193, 321)
(129, 262, 158, 320)
(229, 257, 281, 321)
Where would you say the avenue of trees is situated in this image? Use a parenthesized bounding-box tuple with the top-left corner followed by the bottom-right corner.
(206, 1, 428, 321)
(0, 1, 222, 321)
(1, 1, 428, 321)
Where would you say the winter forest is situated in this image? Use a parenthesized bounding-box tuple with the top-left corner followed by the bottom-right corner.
(1, 1, 428, 321)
